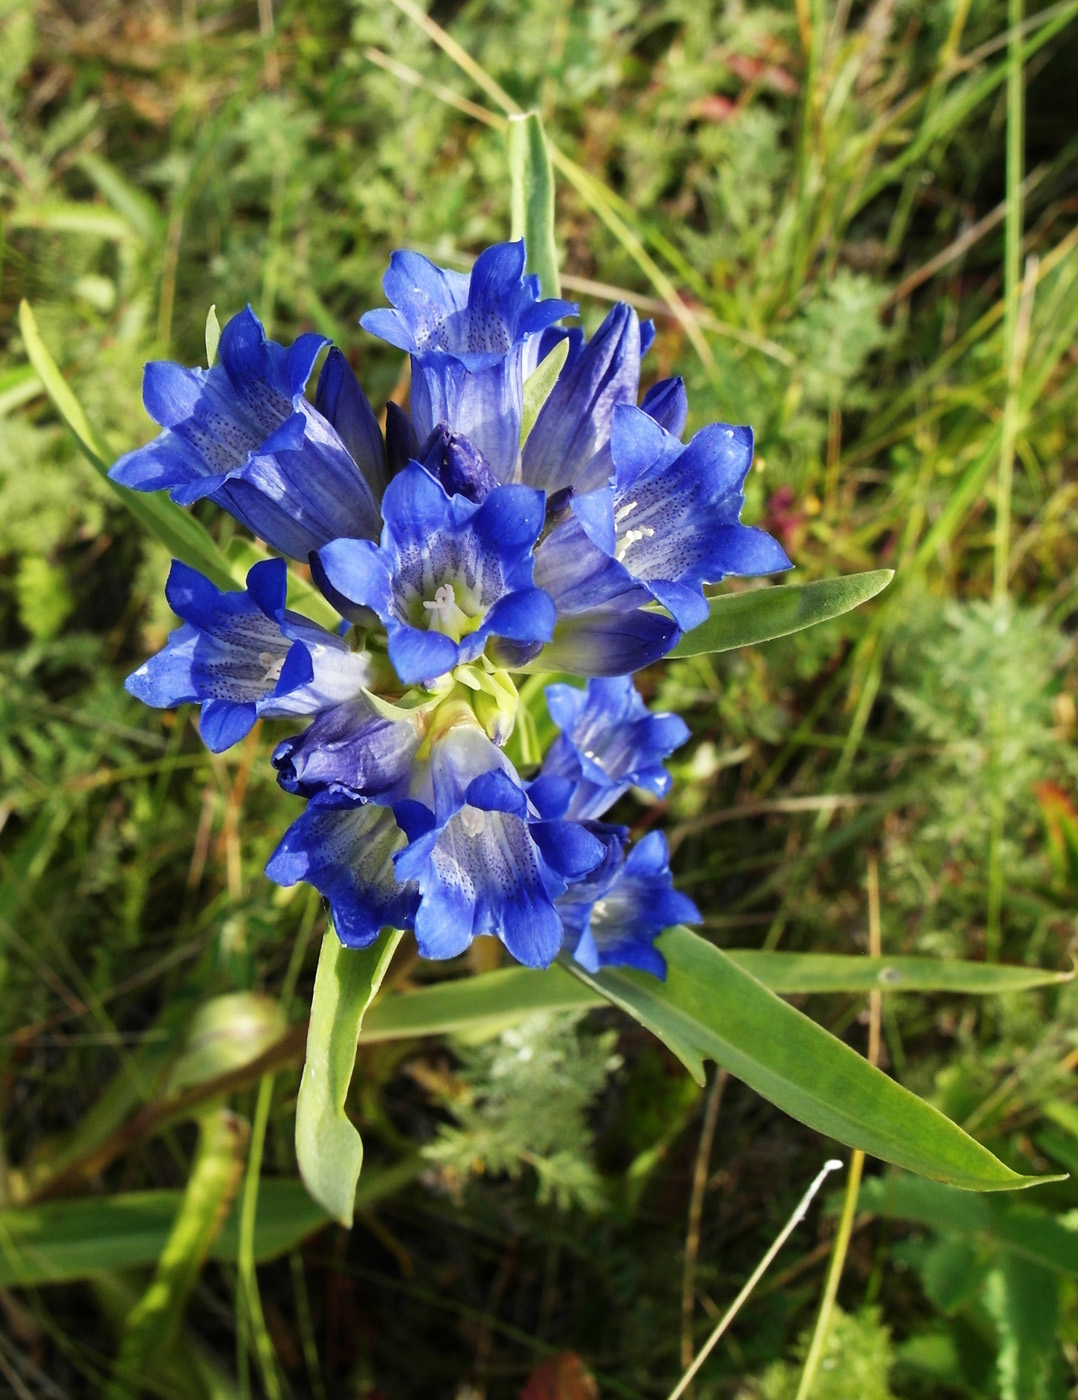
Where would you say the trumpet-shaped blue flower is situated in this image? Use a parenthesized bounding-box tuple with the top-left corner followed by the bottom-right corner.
(394, 718, 606, 967)
(574, 405, 793, 630)
(313, 461, 555, 687)
(523, 512, 680, 676)
(126, 558, 373, 752)
(521, 302, 648, 496)
(558, 829, 700, 977)
(110, 308, 384, 558)
(538, 676, 690, 821)
(272, 697, 427, 806)
(361, 242, 575, 482)
(266, 798, 419, 949)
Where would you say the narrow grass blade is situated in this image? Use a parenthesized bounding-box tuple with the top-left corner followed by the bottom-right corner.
(573, 928, 1057, 1191)
(669, 571, 893, 658)
(728, 951, 1073, 995)
(508, 112, 560, 298)
(19, 299, 240, 592)
(107, 1109, 247, 1397)
(295, 927, 403, 1226)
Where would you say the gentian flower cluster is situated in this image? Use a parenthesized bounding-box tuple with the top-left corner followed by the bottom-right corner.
(113, 242, 791, 975)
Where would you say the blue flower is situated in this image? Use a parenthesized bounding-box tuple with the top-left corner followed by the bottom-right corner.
(272, 697, 427, 806)
(538, 676, 690, 821)
(573, 404, 793, 630)
(126, 558, 372, 752)
(393, 717, 606, 967)
(558, 830, 701, 977)
(266, 799, 418, 949)
(313, 461, 555, 687)
(522, 512, 680, 676)
(521, 302, 648, 495)
(110, 308, 384, 558)
(360, 242, 575, 483)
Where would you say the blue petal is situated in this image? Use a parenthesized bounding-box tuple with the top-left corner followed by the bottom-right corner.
(385, 402, 420, 479)
(361, 250, 472, 353)
(266, 800, 417, 949)
(540, 676, 690, 820)
(640, 377, 688, 437)
(388, 626, 461, 686)
(465, 767, 529, 816)
(645, 578, 710, 631)
(312, 538, 393, 617)
(410, 352, 523, 484)
(540, 608, 680, 677)
(482, 588, 555, 644)
(708, 524, 793, 576)
(272, 700, 424, 804)
(521, 302, 643, 494)
(199, 699, 257, 752)
(419, 423, 499, 503)
(125, 626, 200, 707)
(530, 820, 605, 881)
(315, 347, 388, 500)
(569, 487, 617, 556)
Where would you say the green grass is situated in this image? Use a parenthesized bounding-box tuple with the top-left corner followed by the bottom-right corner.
(2, 0, 1078, 1395)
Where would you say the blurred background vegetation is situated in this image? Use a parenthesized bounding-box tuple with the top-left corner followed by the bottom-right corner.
(1, 0, 1078, 1395)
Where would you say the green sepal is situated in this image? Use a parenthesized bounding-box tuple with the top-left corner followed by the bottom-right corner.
(520, 336, 569, 445)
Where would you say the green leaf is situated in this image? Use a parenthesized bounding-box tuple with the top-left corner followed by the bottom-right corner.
(859, 1175, 1078, 1274)
(727, 951, 1073, 995)
(360, 950, 1069, 1046)
(572, 927, 1052, 1191)
(361, 964, 599, 1043)
(520, 336, 569, 445)
(984, 1256, 1065, 1400)
(0, 1165, 418, 1288)
(295, 927, 403, 1227)
(18, 299, 241, 593)
(669, 570, 894, 657)
(508, 111, 560, 298)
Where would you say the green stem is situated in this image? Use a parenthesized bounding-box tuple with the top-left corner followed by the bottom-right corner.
(993, 0, 1025, 605)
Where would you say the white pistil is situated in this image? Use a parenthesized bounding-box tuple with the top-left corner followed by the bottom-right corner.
(422, 582, 472, 639)
(258, 651, 284, 684)
(423, 584, 458, 625)
(459, 804, 487, 838)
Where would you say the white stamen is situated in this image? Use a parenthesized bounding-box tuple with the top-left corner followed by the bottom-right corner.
(423, 583, 458, 625)
(614, 525, 655, 562)
(614, 500, 638, 524)
(591, 899, 610, 922)
(258, 651, 284, 684)
(459, 804, 487, 838)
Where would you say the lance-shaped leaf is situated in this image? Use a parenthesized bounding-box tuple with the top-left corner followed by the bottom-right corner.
(508, 111, 560, 299)
(359, 950, 1071, 1042)
(19, 299, 240, 593)
(670, 570, 893, 657)
(295, 927, 403, 1226)
(570, 927, 1055, 1191)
